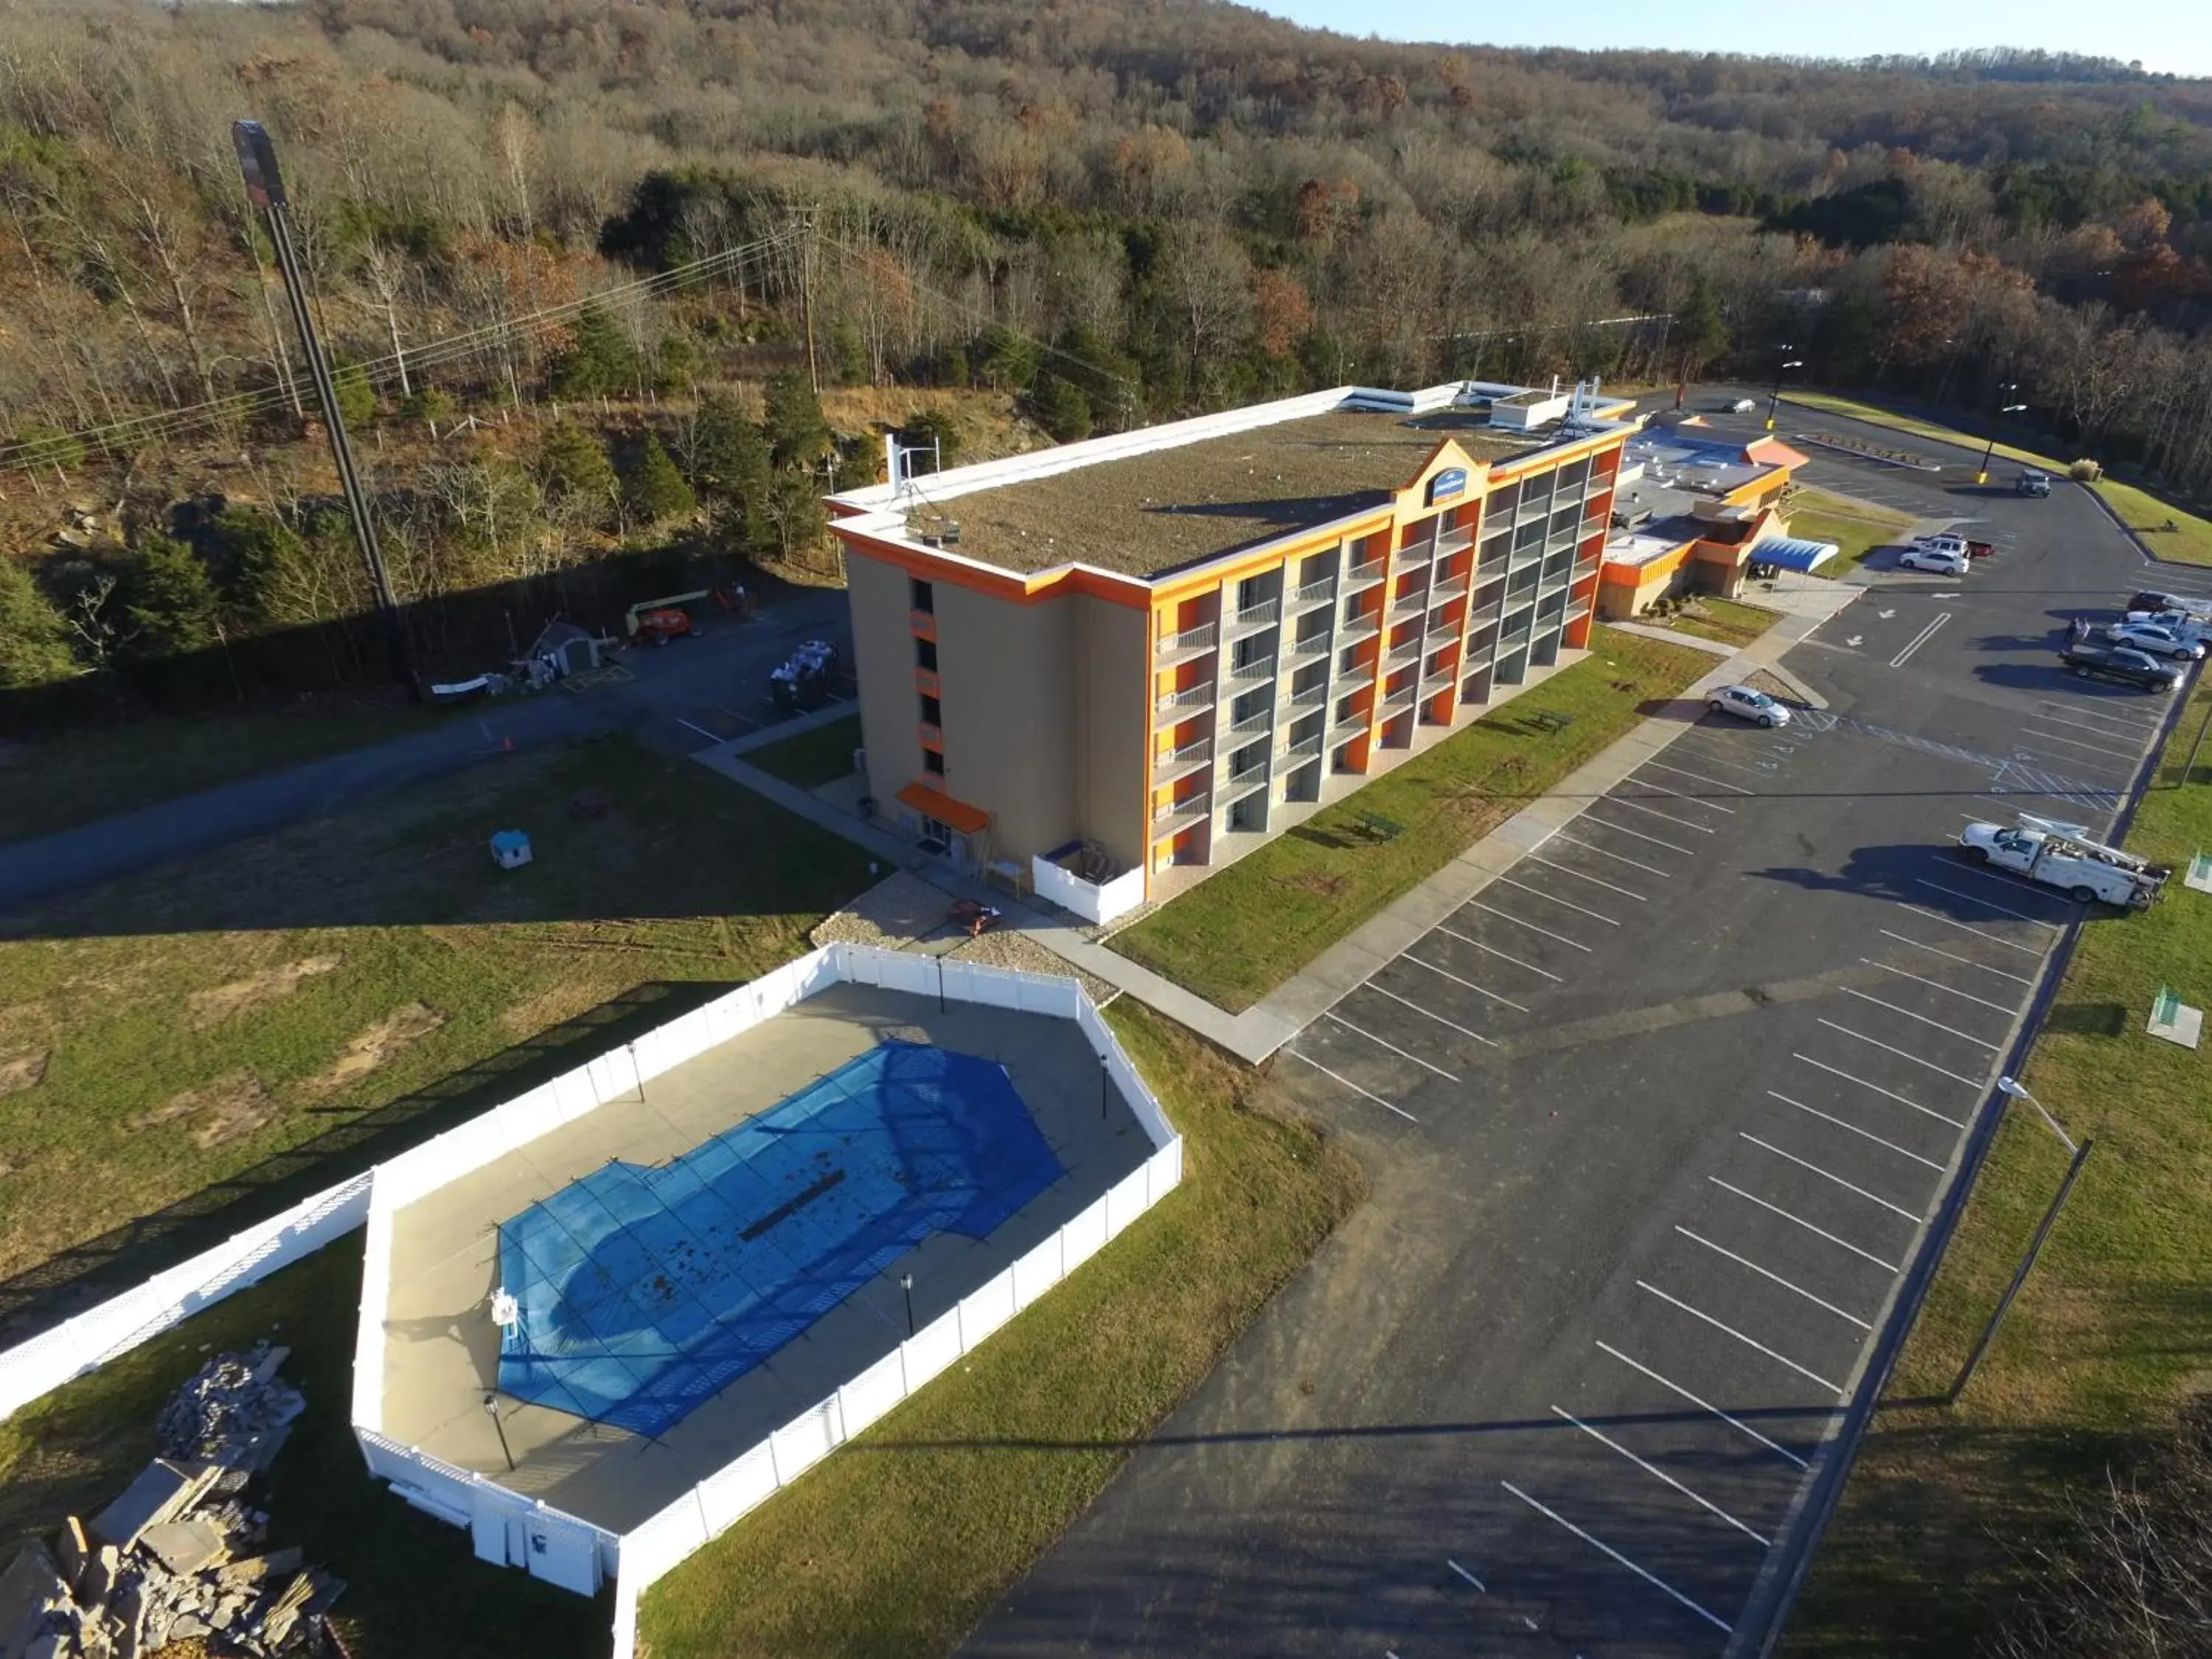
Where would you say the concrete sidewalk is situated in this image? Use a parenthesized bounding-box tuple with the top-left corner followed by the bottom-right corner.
(695, 588, 1862, 1066)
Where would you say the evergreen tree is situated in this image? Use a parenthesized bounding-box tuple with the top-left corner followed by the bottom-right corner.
(762, 369, 832, 469)
(537, 420, 619, 527)
(552, 301, 641, 399)
(0, 557, 78, 691)
(622, 432, 698, 524)
(828, 318, 867, 386)
(123, 535, 223, 661)
(332, 356, 375, 428)
(689, 393, 772, 505)
(1032, 375, 1094, 443)
(215, 508, 310, 625)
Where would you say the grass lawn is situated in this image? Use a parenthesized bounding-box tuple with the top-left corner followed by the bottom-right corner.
(1785, 681, 2212, 1657)
(1652, 596, 1781, 649)
(1784, 487, 1916, 577)
(638, 999, 1365, 1658)
(1785, 389, 2212, 568)
(745, 711, 863, 789)
(0, 732, 874, 1285)
(1107, 626, 1714, 1012)
(0, 1001, 1363, 1659)
(0, 703, 456, 846)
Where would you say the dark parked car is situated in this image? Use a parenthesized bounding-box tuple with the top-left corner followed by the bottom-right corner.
(2059, 641, 2182, 692)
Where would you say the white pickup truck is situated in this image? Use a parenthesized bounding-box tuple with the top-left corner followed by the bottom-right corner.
(1958, 815, 2170, 908)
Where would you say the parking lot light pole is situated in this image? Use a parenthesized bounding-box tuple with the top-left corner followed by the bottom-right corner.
(1948, 1077, 2093, 1405)
(1764, 351, 1804, 431)
(1977, 386, 2028, 485)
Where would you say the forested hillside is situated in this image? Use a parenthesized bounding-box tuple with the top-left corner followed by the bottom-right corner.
(2, 0, 2210, 715)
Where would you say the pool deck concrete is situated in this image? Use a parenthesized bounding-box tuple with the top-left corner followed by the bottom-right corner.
(378, 983, 1148, 1534)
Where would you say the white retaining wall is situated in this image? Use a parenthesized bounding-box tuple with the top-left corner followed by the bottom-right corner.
(1029, 857, 1147, 925)
(0, 939, 1182, 1659)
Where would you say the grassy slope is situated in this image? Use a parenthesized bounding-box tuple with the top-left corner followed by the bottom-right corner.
(1785, 487, 1916, 577)
(0, 704, 454, 846)
(745, 712, 863, 789)
(1787, 681, 2212, 1656)
(0, 733, 874, 1279)
(1653, 596, 1781, 648)
(1786, 389, 2212, 568)
(1109, 627, 1714, 1011)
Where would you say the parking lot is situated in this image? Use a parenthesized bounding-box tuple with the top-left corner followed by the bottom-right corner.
(960, 398, 2197, 1659)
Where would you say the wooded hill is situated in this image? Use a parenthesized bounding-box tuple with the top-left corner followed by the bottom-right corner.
(1, 0, 2209, 714)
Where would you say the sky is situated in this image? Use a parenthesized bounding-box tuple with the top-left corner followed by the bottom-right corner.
(1254, 0, 2212, 78)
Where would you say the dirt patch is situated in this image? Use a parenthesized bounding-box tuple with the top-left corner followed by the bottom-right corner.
(134, 1071, 279, 1149)
(947, 928, 1120, 1008)
(186, 953, 344, 1029)
(0, 1049, 48, 1096)
(300, 1003, 446, 1098)
(809, 871, 957, 950)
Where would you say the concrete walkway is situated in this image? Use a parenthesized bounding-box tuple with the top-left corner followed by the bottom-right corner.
(694, 586, 1864, 1065)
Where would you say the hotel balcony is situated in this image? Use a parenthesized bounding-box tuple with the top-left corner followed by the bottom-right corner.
(1343, 558, 1389, 591)
(1426, 608, 1463, 640)
(1287, 578, 1338, 613)
(1429, 574, 1470, 604)
(1381, 681, 1419, 712)
(1228, 655, 1279, 685)
(1385, 637, 1422, 666)
(1152, 740, 1214, 787)
(1335, 660, 1377, 692)
(1150, 799, 1211, 839)
(1219, 759, 1270, 801)
(1339, 610, 1383, 643)
(1284, 633, 1332, 664)
(1389, 586, 1432, 618)
(1226, 706, 1273, 738)
(1156, 683, 1215, 718)
(1155, 622, 1217, 665)
(1225, 599, 1281, 637)
(1284, 683, 1329, 710)
(1279, 733, 1325, 766)
(1330, 712, 1371, 742)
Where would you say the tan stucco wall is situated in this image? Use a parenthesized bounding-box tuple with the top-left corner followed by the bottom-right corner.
(1074, 594, 1148, 874)
(933, 582, 1079, 865)
(846, 550, 925, 813)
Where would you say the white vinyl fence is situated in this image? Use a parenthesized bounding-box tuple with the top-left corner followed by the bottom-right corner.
(0, 941, 1182, 1659)
(1029, 855, 1147, 925)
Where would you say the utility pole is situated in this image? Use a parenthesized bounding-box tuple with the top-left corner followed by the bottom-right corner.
(796, 206, 820, 396)
(232, 120, 422, 703)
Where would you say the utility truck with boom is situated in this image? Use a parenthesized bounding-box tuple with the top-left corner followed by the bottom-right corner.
(1958, 815, 2170, 908)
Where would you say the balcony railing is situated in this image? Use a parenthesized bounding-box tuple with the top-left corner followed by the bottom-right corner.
(1567, 597, 1593, 623)
(1421, 666, 1455, 693)
(1436, 525, 1474, 555)
(1284, 633, 1332, 663)
(1287, 683, 1328, 708)
(1343, 559, 1389, 590)
(1385, 638, 1422, 664)
(1330, 712, 1371, 741)
(1462, 643, 1495, 675)
(1382, 683, 1419, 712)
(1335, 661, 1376, 691)
(1150, 799, 1210, 839)
(1225, 599, 1280, 636)
(1228, 655, 1279, 684)
(1280, 734, 1325, 764)
(1429, 573, 1470, 602)
(1220, 761, 1270, 799)
(1390, 587, 1431, 617)
(1288, 578, 1338, 612)
(1227, 708, 1273, 737)
(1427, 609, 1463, 640)
(1339, 611, 1382, 642)
(1396, 537, 1436, 568)
(1155, 622, 1217, 662)
(1152, 740, 1214, 785)
(1156, 684, 1215, 717)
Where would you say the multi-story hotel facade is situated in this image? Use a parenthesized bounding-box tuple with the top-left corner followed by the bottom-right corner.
(825, 381, 1664, 918)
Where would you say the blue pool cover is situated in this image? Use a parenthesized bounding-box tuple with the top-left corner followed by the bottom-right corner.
(495, 1041, 1062, 1437)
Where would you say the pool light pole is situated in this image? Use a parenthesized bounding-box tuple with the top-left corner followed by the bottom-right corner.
(1948, 1077, 2093, 1404)
(1977, 385, 2029, 486)
(482, 1393, 517, 1472)
(900, 1272, 916, 1336)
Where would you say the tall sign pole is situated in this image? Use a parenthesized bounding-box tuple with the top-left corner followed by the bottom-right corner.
(232, 119, 422, 703)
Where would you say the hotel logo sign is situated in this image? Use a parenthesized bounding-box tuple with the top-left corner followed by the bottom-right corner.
(1427, 467, 1468, 506)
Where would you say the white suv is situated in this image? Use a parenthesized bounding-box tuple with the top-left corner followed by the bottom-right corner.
(1899, 544, 1969, 575)
(1706, 684, 1792, 727)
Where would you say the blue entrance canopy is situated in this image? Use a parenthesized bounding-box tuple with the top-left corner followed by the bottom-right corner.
(1753, 537, 1836, 573)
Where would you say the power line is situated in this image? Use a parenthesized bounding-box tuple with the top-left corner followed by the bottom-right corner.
(0, 226, 802, 473)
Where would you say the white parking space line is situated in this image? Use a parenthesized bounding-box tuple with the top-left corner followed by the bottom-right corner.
(2033, 704, 2159, 738)
(1708, 1178, 1901, 1273)
(1550, 1405, 1773, 1545)
(1436, 922, 1565, 981)
(1596, 1341, 1810, 1470)
(1674, 1227, 1873, 1330)
(2020, 724, 2135, 760)
(1500, 1481, 1734, 1635)
(1637, 1280, 1846, 1397)
(1944, 857, 2090, 908)
(1889, 612, 1950, 667)
(1361, 982, 1498, 1047)
(1863, 959, 2016, 1016)
(1815, 1019, 1989, 1089)
(1601, 795, 1717, 834)
(1321, 1011, 1461, 1080)
(1638, 757, 1756, 795)
(1794, 1053, 1966, 1130)
(1551, 830, 1671, 877)
(1877, 929, 2035, 985)
(1670, 742, 1778, 778)
(1840, 988, 2001, 1051)
(1768, 1092, 1947, 1172)
(1899, 905, 2046, 957)
(1629, 779, 1738, 815)
(1497, 875, 1622, 927)
(1402, 953, 1533, 1011)
(1469, 903, 1596, 952)
(1741, 1134, 1923, 1222)
(1284, 1049, 1418, 1123)
(1526, 854, 1647, 902)
(1914, 877, 2065, 928)
(1447, 1559, 1486, 1592)
(1581, 809, 1698, 855)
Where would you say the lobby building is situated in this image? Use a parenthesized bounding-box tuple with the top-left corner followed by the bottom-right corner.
(825, 380, 1646, 919)
(1596, 420, 1823, 616)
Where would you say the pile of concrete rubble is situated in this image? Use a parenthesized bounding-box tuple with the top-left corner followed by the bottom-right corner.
(0, 1342, 344, 1659)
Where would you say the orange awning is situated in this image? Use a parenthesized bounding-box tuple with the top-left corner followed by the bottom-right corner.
(896, 782, 991, 835)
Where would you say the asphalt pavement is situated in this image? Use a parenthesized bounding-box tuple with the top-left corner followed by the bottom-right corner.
(961, 393, 2201, 1658)
(0, 591, 850, 914)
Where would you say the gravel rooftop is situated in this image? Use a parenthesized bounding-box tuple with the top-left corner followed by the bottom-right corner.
(933, 409, 1553, 580)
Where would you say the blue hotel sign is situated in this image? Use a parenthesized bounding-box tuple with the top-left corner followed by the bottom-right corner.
(1427, 467, 1468, 506)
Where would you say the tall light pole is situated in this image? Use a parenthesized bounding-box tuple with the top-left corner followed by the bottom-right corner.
(1977, 385, 2029, 487)
(1948, 1076, 2093, 1403)
(232, 119, 423, 703)
(1764, 349, 1804, 432)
